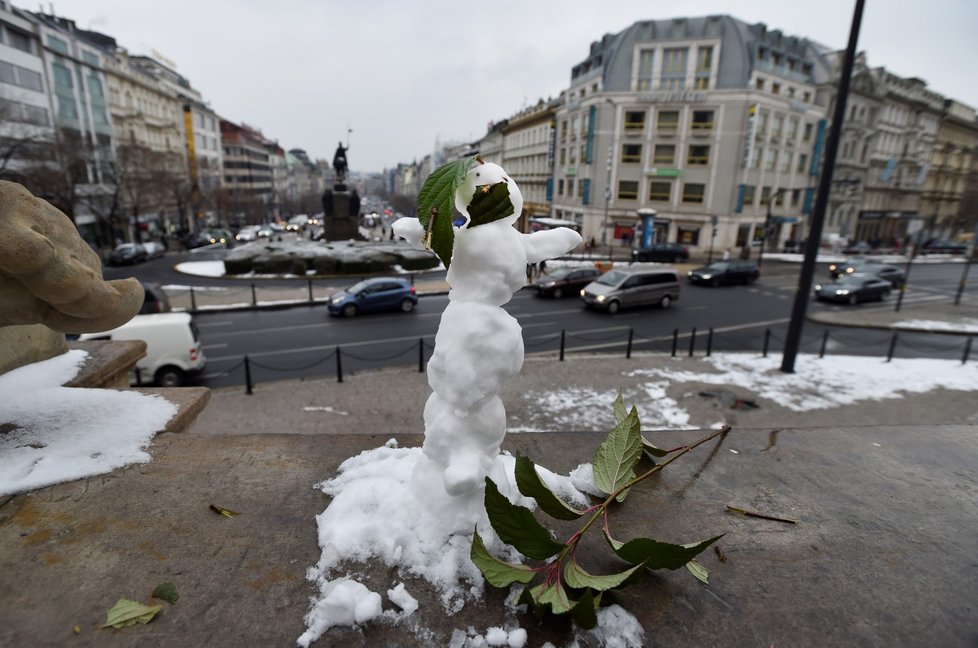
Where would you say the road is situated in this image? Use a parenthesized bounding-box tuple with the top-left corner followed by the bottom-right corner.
(153, 260, 976, 390)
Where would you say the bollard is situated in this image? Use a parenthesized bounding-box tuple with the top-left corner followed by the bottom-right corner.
(963, 337, 973, 365)
(251, 283, 257, 307)
(626, 328, 634, 359)
(886, 332, 899, 362)
(336, 346, 343, 383)
(244, 355, 253, 395)
(559, 330, 566, 361)
(190, 287, 197, 311)
(688, 327, 697, 357)
(819, 330, 829, 358)
(706, 327, 714, 357)
(418, 338, 425, 373)
(308, 279, 314, 303)
(763, 328, 771, 358)
(671, 328, 679, 357)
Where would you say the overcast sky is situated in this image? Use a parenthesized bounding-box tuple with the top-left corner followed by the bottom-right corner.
(42, 0, 978, 173)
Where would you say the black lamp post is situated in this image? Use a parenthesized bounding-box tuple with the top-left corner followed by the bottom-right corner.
(758, 188, 787, 271)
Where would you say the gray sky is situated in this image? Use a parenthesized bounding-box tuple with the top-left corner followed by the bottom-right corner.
(46, 0, 978, 173)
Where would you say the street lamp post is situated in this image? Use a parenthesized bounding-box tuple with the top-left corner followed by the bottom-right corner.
(707, 214, 718, 264)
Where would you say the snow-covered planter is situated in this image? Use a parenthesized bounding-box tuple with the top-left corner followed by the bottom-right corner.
(222, 239, 439, 276)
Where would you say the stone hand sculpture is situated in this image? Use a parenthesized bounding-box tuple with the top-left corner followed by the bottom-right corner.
(0, 180, 143, 333)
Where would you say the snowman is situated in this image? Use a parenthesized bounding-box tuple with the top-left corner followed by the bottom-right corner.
(393, 160, 581, 533)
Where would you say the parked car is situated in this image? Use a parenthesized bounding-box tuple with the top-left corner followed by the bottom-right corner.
(631, 243, 690, 263)
(328, 277, 418, 317)
(186, 228, 235, 249)
(533, 267, 603, 298)
(828, 259, 905, 286)
(107, 243, 147, 266)
(140, 282, 172, 315)
(688, 261, 759, 286)
(77, 312, 205, 386)
(920, 239, 968, 254)
(580, 265, 680, 314)
(814, 274, 892, 305)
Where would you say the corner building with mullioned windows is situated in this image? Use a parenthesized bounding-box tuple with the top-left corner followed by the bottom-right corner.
(550, 15, 832, 256)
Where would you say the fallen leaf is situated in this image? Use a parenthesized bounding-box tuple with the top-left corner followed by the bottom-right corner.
(73, 624, 80, 635)
(151, 582, 179, 604)
(102, 598, 162, 629)
(209, 504, 240, 517)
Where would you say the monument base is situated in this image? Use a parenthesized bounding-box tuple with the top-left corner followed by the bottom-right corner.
(320, 186, 363, 242)
(0, 324, 68, 375)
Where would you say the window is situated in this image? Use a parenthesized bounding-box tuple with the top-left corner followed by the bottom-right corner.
(46, 35, 68, 53)
(796, 153, 809, 174)
(7, 29, 32, 53)
(694, 46, 712, 89)
(691, 110, 714, 131)
(52, 62, 73, 89)
(787, 87, 795, 99)
(761, 186, 771, 205)
(786, 118, 799, 143)
(82, 51, 99, 67)
(803, 122, 814, 142)
(559, 148, 566, 165)
(765, 150, 776, 172)
(653, 144, 675, 164)
(757, 110, 768, 136)
(802, 91, 811, 103)
(687, 145, 710, 165)
(621, 144, 642, 163)
(743, 184, 756, 206)
(657, 110, 679, 131)
(774, 191, 784, 207)
(558, 179, 564, 195)
(682, 183, 705, 204)
(677, 225, 700, 245)
(791, 189, 801, 207)
(560, 120, 567, 141)
(771, 82, 781, 95)
(660, 47, 687, 89)
(637, 49, 654, 91)
(649, 181, 671, 202)
(771, 114, 783, 141)
(736, 224, 751, 247)
(752, 147, 763, 170)
(617, 180, 639, 200)
(780, 150, 790, 173)
(624, 111, 645, 131)
(57, 96, 78, 120)
(772, 52, 782, 67)
(755, 77, 765, 90)
(577, 179, 585, 198)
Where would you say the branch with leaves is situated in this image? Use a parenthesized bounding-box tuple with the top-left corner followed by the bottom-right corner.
(471, 394, 728, 628)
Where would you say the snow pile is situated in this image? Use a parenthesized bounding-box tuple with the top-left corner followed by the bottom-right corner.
(0, 350, 177, 496)
(301, 162, 589, 645)
(894, 318, 978, 334)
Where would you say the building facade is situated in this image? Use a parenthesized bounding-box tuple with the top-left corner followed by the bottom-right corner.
(499, 98, 561, 229)
(920, 100, 978, 239)
(220, 119, 271, 224)
(551, 16, 830, 255)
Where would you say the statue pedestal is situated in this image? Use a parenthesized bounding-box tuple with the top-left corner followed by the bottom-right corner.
(320, 186, 363, 242)
(0, 324, 68, 375)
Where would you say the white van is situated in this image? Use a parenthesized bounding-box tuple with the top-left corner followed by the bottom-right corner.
(78, 312, 206, 387)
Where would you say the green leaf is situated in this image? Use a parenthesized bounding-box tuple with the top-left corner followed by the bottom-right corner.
(484, 477, 564, 561)
(102, 598, 162, 629)
(416, 157, 476, 268)
(470, 531, 537, 587)
(613, 391, 628, 424)
(466, 181, 514, 228)
(570, 588, 600, 630)
(563, 560, 646, 591)
(537, 582, 574, 614)
(592, 406, 642, 501)
(686, 559, 710, 584)
(514, 455, 586, 521)
(151, 582, 178, 604)
(641, 436, 670, 458)
(209, 504, 240, 517)
(606, 533, 725, 570)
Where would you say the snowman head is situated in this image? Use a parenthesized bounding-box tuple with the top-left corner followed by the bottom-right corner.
(454, 161, 523, 228)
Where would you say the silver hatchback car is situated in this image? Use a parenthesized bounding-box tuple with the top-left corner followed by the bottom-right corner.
(580, 265, 681, 314)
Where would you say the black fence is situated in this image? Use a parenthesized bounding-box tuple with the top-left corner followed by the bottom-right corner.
(192, 325, 974, 394)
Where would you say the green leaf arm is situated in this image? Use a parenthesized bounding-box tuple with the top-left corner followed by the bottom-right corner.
(514, 455, 586, 521)
(484, 477, 564, 561)
(470, 531, 538, 587)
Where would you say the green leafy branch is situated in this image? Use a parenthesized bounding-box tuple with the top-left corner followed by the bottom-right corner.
(415, 156, 515, 269)
(471, 393, 729, 629)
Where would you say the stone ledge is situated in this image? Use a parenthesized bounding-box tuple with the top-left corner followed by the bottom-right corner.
(134, 387, 211, 435)
(66, 339, 146, 390)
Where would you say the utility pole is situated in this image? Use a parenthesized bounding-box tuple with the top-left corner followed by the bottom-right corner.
(602, 145, 612, 260)
(781, 0, 865, 373)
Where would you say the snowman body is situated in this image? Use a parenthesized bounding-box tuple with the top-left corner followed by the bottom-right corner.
(393, 162, 581, 533)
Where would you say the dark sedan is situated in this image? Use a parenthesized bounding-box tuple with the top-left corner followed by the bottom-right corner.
(828, 259, 904, 286)
(533, 267, 603, 298)
(814, 274, 892, 305)
(107, 243, 147, 266)
(327, 277, 417, 317)
(631, 243, 690, 263)
(687, 261, 759, 286)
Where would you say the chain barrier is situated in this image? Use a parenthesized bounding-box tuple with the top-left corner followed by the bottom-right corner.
(565, 329, 631, 343)
(341, 345, 418, 362)
(249, 351, 337, 372)
(523, 334, 562, 348)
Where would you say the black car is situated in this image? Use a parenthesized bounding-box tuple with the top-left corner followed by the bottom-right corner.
(687, 261, 759, 286)
(921, 239, 968, 255)
(814, 274, 892, 304)
(828, 259, 905, 287)
(533, 267, 603, 298)
(107, 243, 147, 266)
(631, 243, 690, 263)
(140, 282, 172, 314)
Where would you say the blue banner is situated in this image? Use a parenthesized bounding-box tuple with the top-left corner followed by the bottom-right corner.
(802, 187, 814, 215)
(582, 178, 590, 205)
(735, 183, 745, 213)
(586, 105, 596, 165)
(809, 119, 827, 176)
(545, 178, 553, 202)
(641, 213, 655, 249)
